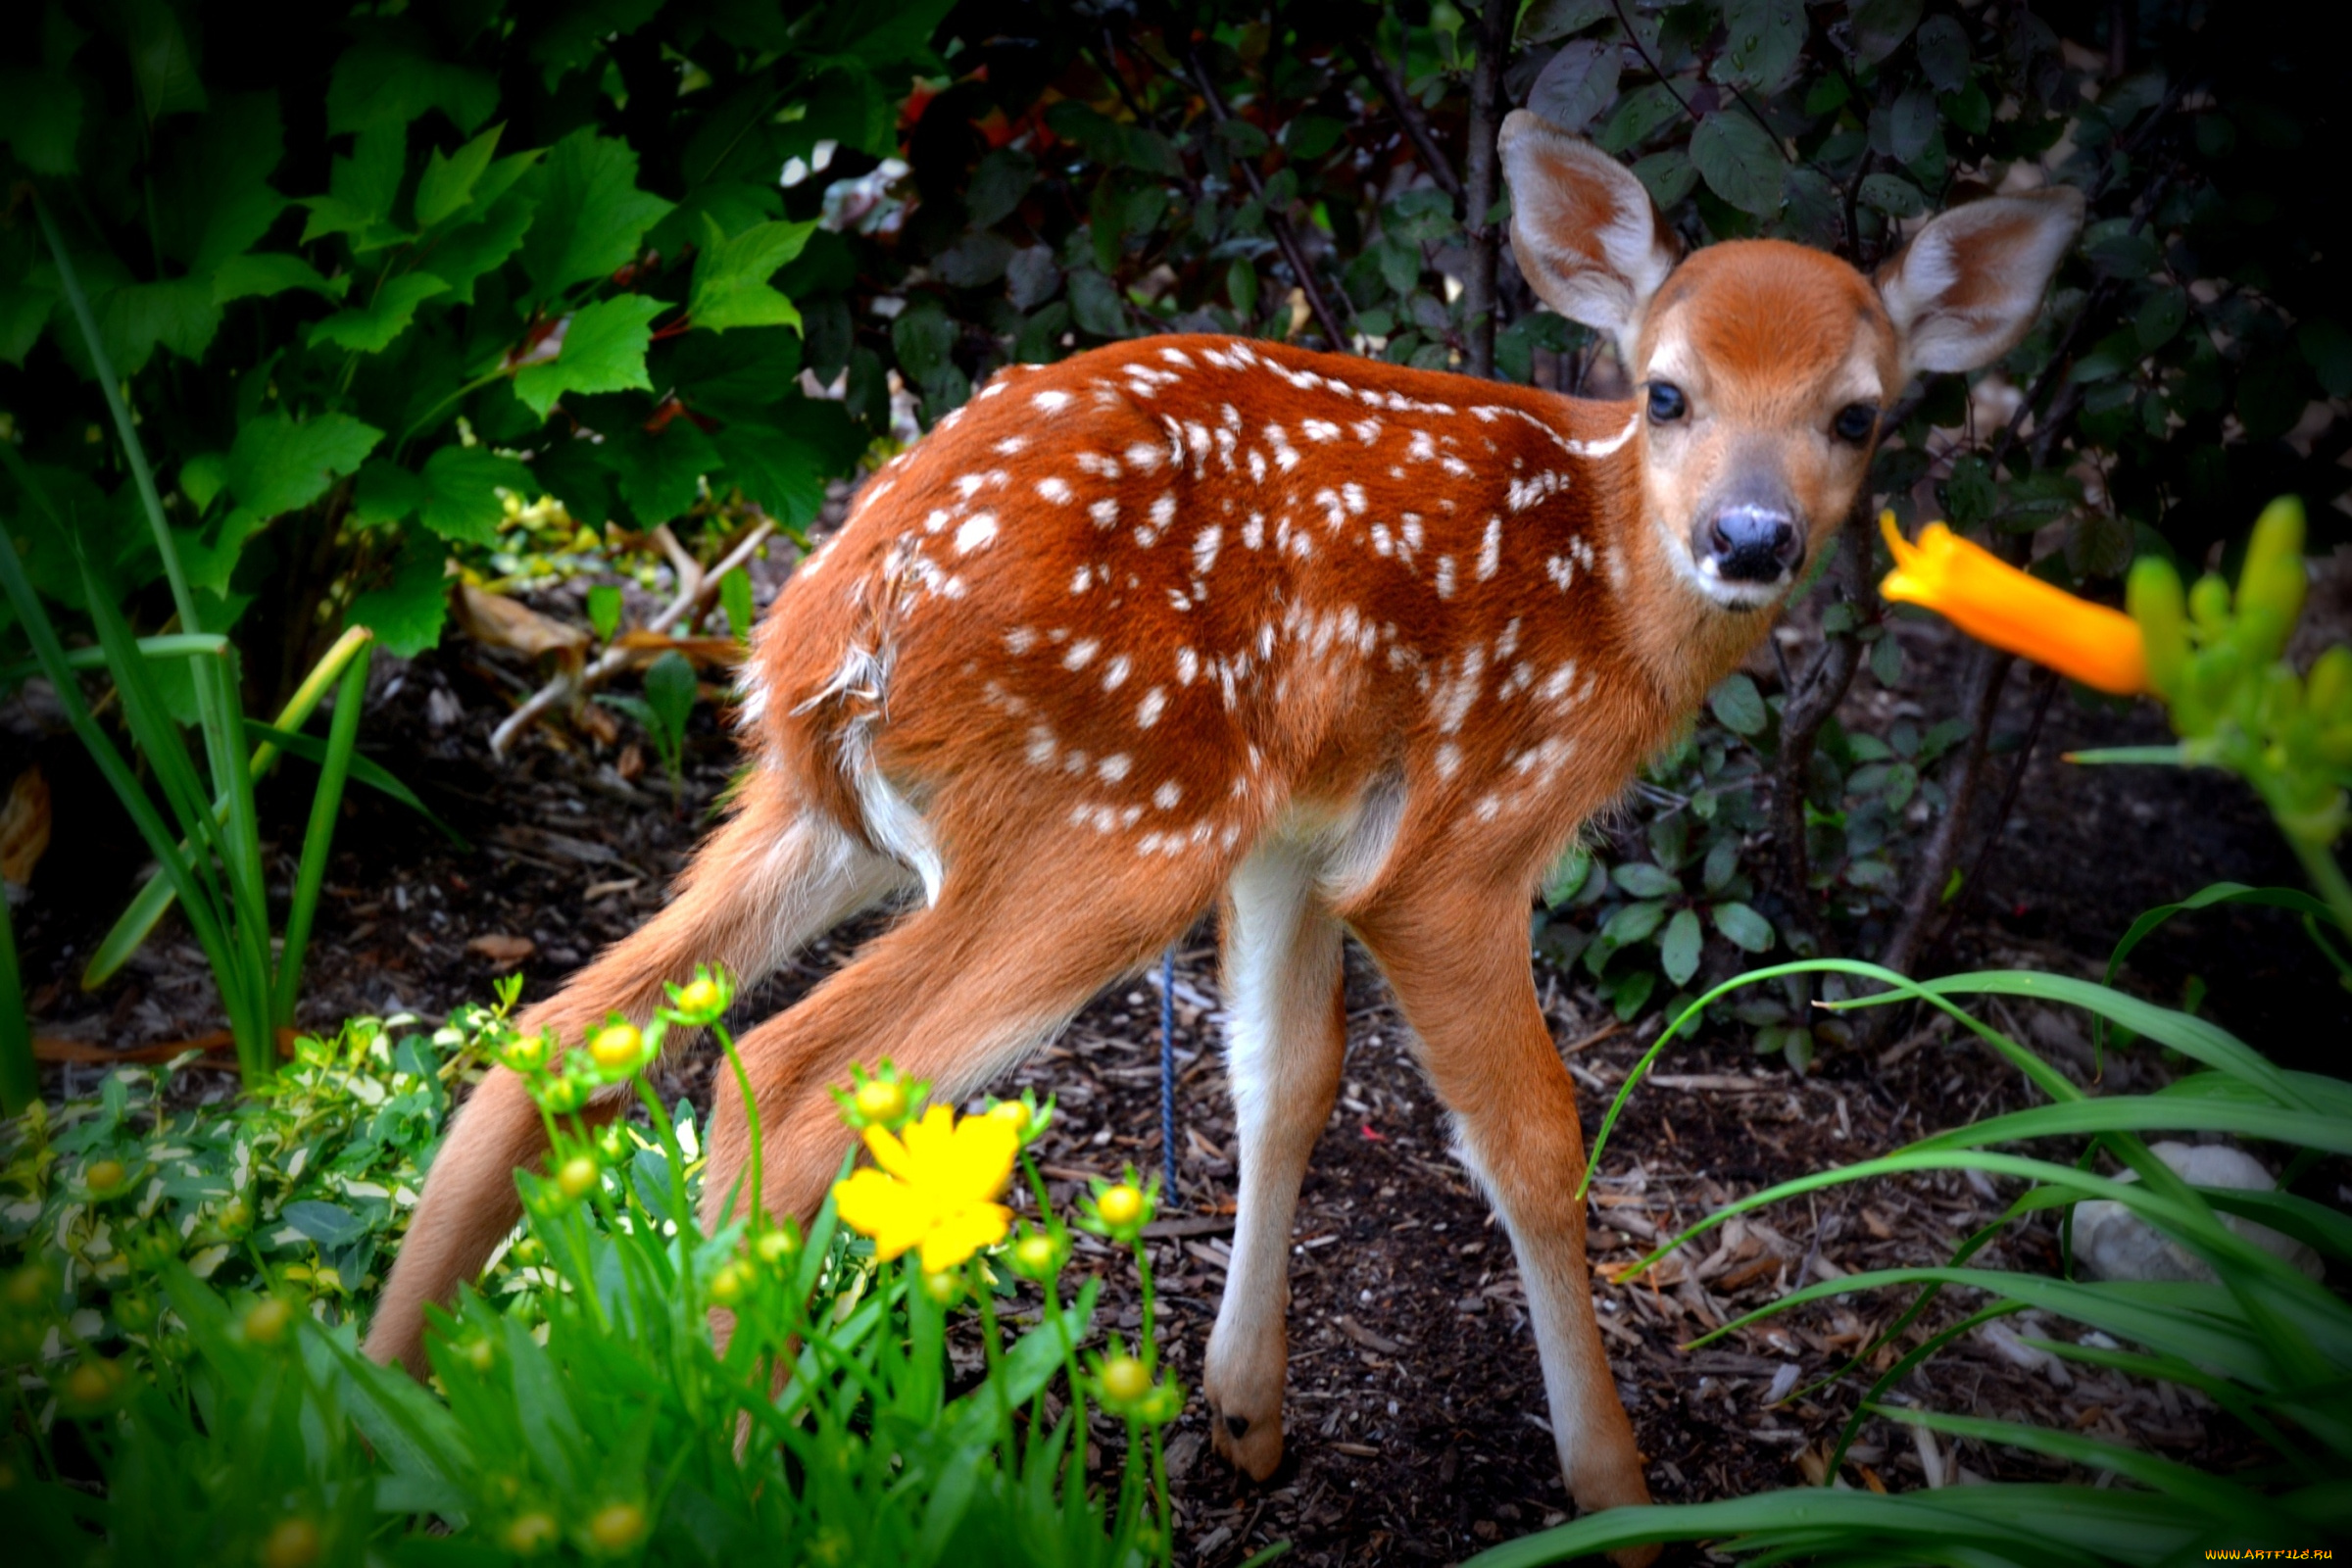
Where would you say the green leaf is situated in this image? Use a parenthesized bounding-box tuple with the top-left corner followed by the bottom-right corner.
(1527, 39, 1621, 135)
(116, 0, 208, 122)
(245, 720, 466, 847)
(1847, 0, 1924, 61)
(1707, 672, 1768, 736)
(720, 566, 755, 640)
(347, 530, 449, 657)
(519, 128, 673, 299)
(1715, 0, 1805, 91)
(212, 253, 348, 305)
(426, 181, 539, 306)
(891, 301, 956, 387)
(603, 419, 720, 525)
(1689, 113, 1784, 218)
(1659, 908, 1703, 986)
(417, 446, 530, 545)
(281, 1199, 366, 1247)
(586, 583, 623, 642)
(351, 458, 425, 524)
(710, 423, 828, 529)
(415, 122, 506, 229)
(966, 148, 1038, 229)
(226, 412, 384, 517)
(1914, 13, 1972, 93)
(689, 215, 814, 333)
(0, 68, 83, 172)
(643, 650, 697, 740)
(1602, 899, 1669, 946)
(1068, 269, 1126, 338)
(512, 294, 665, 418)
(1611, 863, 1681, 900)
(1871, 630, 1905, 686)
(1858, 172, 1929, 217)
(301, 123, 410, 250)
(1712, 902, 1776, 953)
(311, 273, 449, 353)
(325, 42, 497, 135)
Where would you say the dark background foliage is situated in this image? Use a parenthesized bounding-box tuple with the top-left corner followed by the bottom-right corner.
(3, 0, 2346, 1048)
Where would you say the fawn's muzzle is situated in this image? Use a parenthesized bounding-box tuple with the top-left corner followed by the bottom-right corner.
(1701, 502, 1802, 585)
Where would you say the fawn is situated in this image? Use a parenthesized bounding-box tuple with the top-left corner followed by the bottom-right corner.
(368, 113, 2080, 1535)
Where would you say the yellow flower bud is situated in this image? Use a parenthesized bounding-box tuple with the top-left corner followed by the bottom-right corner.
(262, 1516, 321, 1568)
(709, 1261, 754, 1305)
(62, 1358, 122, 1409)
(2237, 495, 2308, 658)
(84, 1159, 128, 1196)
(1012, 1234, 1060, 1279)
(1096, 1184, 1144, 1228)
(587, 1502, 647, 1553)
(244, 1298, 293, 1346)
(500, 1033, 549, 1073)
(557, 1155, 601, 1200)
(1099, 1354, 1152, 1403)
(2189, 572, 2233, 634)
(676, 976, 722, 1018)
(4, 1263, 54, 1309)
(588, 1023, 644, 1074)
(755, 1227, 800, 1268)
(921, 1268, 963, 1304)
(2127, 556, 2189, 698)
(2308, 647, 2352, 721)
(853, 1077, 908, 1125)
(986, 1099, 1029, 1133)
(502, 1511, 560, 1556)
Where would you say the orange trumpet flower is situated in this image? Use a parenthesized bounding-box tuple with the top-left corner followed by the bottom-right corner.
(1878, 514, 2149, 696)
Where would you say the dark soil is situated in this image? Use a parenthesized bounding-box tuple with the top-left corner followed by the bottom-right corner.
(7, 526, 2342, 1565)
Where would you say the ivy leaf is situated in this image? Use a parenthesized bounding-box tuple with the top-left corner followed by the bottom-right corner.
(348, 529, 451, 657)
(1659, 908, 1704, 986)
(512, 294, 665, 418)
(311, 274, 449, 353)
(213, 254, 348, 305)
(226, 412, 384, 516)
(415, 122, 506, 229)
(418, 446, 531, 544)
(1713, 902, 1777, 953)
(351, 458, 426, 524)
(1529, 39, 1622, 134)
(1707, 672, 1769, 736)
(710, 423, 829, 529)
(1689, 113, 1784, 218)
(326, 42, 497, 134)
(428, 184, 538, 306)
(1716, 0, 1805, 91)
(519, 128, 673, 299)
(688, 215, 814, 333)
(602, 420, 720, 526)
(302, 123, 411, 251)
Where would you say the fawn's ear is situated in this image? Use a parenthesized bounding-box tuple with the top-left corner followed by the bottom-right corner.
(1500, 110, 1681, 363)
(1875, 187, 2085, 377)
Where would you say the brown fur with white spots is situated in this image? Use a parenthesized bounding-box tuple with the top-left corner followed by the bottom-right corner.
(368, 116, 2079, 1551)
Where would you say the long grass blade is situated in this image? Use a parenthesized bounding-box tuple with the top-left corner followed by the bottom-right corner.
(242, 721, 467, 846)
(270, 639, 370, 1031)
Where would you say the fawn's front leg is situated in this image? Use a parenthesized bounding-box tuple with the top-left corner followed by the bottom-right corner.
(1355, 887, 1653, 1550)
(1202, 842, 1348, 1480)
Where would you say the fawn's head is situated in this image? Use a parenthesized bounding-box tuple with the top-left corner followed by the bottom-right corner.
(1500, 112, 2082, 612)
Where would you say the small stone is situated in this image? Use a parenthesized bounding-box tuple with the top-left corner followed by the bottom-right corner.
(2073, 1141, 2323, 1284)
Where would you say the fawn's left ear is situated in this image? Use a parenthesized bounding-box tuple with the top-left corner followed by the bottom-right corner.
(1875, 187, 2085, 378)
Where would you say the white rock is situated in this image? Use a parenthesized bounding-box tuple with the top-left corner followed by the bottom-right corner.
(2073, 1141, 2323, 1283)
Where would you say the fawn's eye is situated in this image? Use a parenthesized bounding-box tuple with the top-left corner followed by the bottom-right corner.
(1646, 381, 1688, 423)
(1834, 403, 1880, 443)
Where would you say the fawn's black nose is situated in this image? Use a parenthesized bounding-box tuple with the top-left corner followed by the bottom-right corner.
(1704, 504, 1801, 583)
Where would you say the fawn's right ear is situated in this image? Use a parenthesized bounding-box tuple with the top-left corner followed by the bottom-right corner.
(1500, 111, 1682, 366)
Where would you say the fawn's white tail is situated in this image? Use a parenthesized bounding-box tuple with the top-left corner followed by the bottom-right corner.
(370, 111, 2079, 1548)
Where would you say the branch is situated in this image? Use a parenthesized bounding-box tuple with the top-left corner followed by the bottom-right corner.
(1461, 0, 1513, 378)
(490, 516, 776, 757)
(1875, 644, 2014, 979)
(1182, 43, 1351, 354)
(1769, 503, 1875, 924)
(1345, 30, 1463, 202)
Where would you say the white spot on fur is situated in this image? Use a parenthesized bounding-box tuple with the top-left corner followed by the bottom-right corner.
(1137, 687, 1167, 727)
(955, 514, 998, 556)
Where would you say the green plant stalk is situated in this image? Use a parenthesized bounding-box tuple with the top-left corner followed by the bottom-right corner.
(0, 886, 32, 1115)
(0, 633, 229, 686)
(269, 640, 371, 1032)
(84, 625, 379, 990)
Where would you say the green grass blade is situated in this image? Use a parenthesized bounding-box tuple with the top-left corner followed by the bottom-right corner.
(1880, 1406, 2274, 1522)
(1902, 1096, 2352, 1159)
(0, 889, 32, 1114)
(270, 639, 370, 1031)
(2097, 882, 2343, 1053)
(0, 633, 229, 686)
(243, 721, 468, 847)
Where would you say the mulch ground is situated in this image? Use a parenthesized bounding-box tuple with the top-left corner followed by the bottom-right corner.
(9, 512, 2346, 1565)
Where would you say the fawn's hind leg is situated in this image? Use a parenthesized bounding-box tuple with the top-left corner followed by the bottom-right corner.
(367, 777, 902, 1374)
(1201, 839, 1348, 1480)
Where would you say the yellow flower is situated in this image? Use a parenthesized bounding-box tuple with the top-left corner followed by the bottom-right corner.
(1879, 514, 2148, 696)
(830, 1104, 1018, 1272)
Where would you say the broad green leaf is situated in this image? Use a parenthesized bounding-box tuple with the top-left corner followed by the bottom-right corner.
(178, 454, 228, 513)
(417, 446, 530, 544)
(1715, 0, 1805, 90)
(351, 458, 426, 524)
(1847, 0, 1924, 61)
(1527, 39, 1621, 135)
(1659, 908, 1703, 986)
(710, 423, 828, 528)
(1914, 13, 1973, 93)
(415, 122, 506, 228)
(669, 326, 804, 419)
(325, 42, 497, 135)
(1602, 899, 1668, 946)
(174, 508, 272, 595)
(281, 1199, 366, 1247)
(1858, 172, 1929, 217)
(688, 215, 814, 333)
(213, 253, 348, 305)
(117, 0, 208, 121)
(720, 566, 755, 640)
(586, 583, 623, 641)
(1707, 671, 1768, 735)
(1689, 112, 1785, 217)
(225, 412, 383, 517)
(512, 294, 665, 418)
(0, 277, 55, 366)
(519, 128, 673, 299)
(347, 530, 449, 657)
(428, 184, 538, 306)
(301, 123, 410, 250)
(88, 276, 220, 376)
(1712, 901, 1775, 953)
(311, 273, 449, 353)
(0, 68, 83, 172)
(1611, 862, 1680, 899)
(605, 419, 720, 525)
(644, 650, 697, 739)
